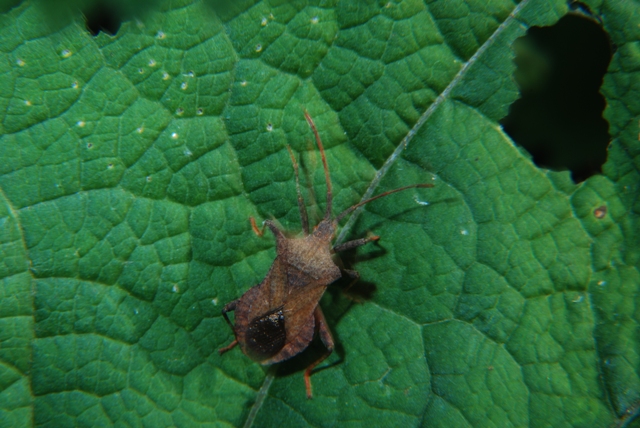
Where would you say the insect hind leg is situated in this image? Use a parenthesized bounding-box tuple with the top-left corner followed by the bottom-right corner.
(304, 306, 335, 399)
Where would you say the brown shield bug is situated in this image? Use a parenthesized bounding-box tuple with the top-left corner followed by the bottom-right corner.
(219, 111, 433, 398)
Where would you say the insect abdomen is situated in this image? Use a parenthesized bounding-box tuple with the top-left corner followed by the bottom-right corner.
(245, 306, 286, 361)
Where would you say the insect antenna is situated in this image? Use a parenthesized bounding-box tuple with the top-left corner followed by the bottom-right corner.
(304, 111, 332, 220)
(335, 183, 434, 224)
(286, 145, 310, 235)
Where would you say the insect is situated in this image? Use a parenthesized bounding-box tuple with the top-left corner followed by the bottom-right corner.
(219, 111, 433, 398)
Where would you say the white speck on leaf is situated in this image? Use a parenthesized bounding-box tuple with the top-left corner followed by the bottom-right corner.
(255, 44, 262, 52)
(181, 82, 188, 90)
(137, 127, 144, 134)
(261, 17, 268, 26)
(156, 31, 165, 39)
(61, 49, 72, 58)
(171, 132, 178, 139)
(16, 58, 25, 66)
(162, 72, 170, 80)
(266, 123, 273, 131)
(76, 121, 85, 127)
(413, 196, 429, 206)
(311, 16, 319, 24)
(460, 229, 469, 236)
(148, 59, 156, 67)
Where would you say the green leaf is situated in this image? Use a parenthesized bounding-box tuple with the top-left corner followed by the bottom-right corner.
(0, 0, 637, 427)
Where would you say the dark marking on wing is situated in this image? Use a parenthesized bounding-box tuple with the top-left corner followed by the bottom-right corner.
(246, 306, 286, 360)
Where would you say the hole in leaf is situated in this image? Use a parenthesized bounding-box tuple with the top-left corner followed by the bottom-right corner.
(84, 1, 122, 36)
(82, 0, 160, 36)
(0, 0, 21, 14)
(501, 8, 612, 183)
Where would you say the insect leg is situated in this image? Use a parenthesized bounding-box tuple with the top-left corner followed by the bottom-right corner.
(251, 218, 286, 241)
(342, 268, 360, 290)
(332, 235, 379, 253)
(219, 300, 239, 355)
(221, 299, 238, 329)
(286, 145, 310, 235)
(249, 217, 266, 236)
(342, 269, 359, 280)
(218, 339, 238, 354)
(304, 306, 335, 399)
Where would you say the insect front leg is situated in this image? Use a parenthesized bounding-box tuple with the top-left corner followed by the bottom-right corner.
(332, 235, 380, 253)
(249, 217, 267, 236)
(250, 218, 285, 241)
(219, 300, 239, 355)
(332, 236, 379, 299)
(304, 306, 335, 399)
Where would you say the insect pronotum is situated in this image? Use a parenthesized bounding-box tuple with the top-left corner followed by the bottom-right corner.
(219, 111, 433, 398)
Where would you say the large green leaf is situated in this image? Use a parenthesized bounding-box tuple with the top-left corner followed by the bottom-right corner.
(0, 0, 638, 426)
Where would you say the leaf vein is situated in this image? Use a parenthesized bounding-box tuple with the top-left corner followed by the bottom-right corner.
(336, 0, 532, 244)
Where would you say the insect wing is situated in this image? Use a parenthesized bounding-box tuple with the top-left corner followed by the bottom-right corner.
(245, 306, 286, 360)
